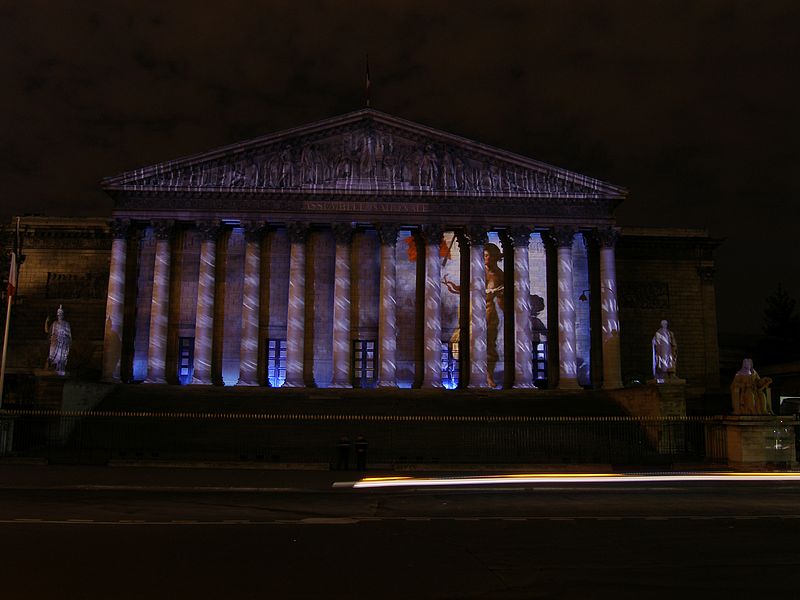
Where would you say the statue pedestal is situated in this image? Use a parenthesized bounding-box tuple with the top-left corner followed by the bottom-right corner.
(723, 416, 797, 470)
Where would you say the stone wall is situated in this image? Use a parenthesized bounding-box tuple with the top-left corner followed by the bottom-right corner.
(1, 217, 111, 375)
(616, 228, 721, 396)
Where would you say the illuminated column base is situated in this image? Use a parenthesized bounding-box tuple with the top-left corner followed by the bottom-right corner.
(598, 236, 623, 389)
(421, 226, 443, 389)
(237, 225, 262, 386)
(144, 223, 172, 384)
(283, 223, 307, 388)
(102, 223, 128, 382)
(192, 225, 218, 385)
(330, 224, 353, 388)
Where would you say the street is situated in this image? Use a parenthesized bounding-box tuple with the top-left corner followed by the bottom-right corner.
(2, 466, 800, 599)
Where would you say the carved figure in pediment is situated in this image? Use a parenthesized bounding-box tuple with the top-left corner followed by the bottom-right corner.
(415, 145, 438, 188)
(336, 152, 354, 181)
(490, 164, 502, 191)
(299, 145, 316, 184)
(358, 132, 377, 178)
(440, 150, 456, 189)
(383, 153, 399, 184)
(277, 149, 294, 187)
(453, 156, 466, 191)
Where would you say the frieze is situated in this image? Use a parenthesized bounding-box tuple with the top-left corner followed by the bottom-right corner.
(618, 281, 671, 310)
(112, 193, 618, 222)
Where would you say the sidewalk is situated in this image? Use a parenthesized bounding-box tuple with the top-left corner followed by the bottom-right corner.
(0, 461, 623, 493)
(0, 462, 359, 493)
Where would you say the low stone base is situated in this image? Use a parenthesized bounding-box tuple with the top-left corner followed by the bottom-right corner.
(723, 416, 797, 470)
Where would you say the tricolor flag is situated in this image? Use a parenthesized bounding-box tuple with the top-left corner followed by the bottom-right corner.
(7, 252, 16, 298)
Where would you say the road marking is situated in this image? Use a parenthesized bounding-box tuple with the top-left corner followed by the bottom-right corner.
(2, 514, 800, 526)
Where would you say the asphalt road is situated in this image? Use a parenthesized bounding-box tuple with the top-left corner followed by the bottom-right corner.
(2, 467, 800, 599)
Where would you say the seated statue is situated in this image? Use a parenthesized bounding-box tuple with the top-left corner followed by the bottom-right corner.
(730, 358, 773, 415)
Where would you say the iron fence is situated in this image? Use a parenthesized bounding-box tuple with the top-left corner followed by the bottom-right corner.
(1, 410, 731, 467)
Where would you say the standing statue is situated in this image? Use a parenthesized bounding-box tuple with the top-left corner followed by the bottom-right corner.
(45, 305, 72, 376)
(731, 358, 773, 415)
(651, 319, 677, 383)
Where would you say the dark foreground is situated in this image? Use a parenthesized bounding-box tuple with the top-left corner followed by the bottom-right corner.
(2, 465, 799, 599)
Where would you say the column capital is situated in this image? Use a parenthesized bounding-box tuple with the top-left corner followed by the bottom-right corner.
(545, 225, 576, 249)
(151, 220, 175, 240)
(504, 226, 532, 248)
(419, 224, 443, 245)
(241, 221, 266, 243)
(195, 220, 222, 241)
(109, 218, 131, 239)
(376, 223, 401, 246)
(463, 225, 488, 246)
(592, 226, 620, 249)
(287, 221, 310, 244)
(332, 222, 354, 244)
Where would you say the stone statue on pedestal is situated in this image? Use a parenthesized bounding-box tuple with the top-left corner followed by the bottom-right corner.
(652, 319, 677, 383)
(731, 358, 773, 415)
(45, 304, 72, 376)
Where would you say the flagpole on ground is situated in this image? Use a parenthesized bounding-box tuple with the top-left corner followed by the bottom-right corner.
(0, 217, 20, 409)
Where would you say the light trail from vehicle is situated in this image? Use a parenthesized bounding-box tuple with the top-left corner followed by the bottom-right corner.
(338, 472, 800, 489)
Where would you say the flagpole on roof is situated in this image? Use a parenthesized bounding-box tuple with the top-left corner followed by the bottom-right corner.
(365, 54, 371, 108)
(0, 216, 20, 409)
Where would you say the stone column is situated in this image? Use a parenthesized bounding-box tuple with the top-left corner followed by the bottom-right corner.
(549, 226, 580, 390)
(464, 226, 489, 388)
(237, 222, 264, 386)
(596, 227, 623, 389)
(102, 219, 130, 382)
(144, 220, 173, 384)
(377, 223, 400, 388)
(330, 223, 353, 388)
(191, 222, 220, 385)
(420, 225, 444, 388)
(508, 226, 535, 388)
(283, 222, 308, 388)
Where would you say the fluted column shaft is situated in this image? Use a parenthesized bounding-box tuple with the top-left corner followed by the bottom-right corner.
(421, 226, 443, 388)
(551, 227, 580, 390)
(192, 223, 219, 385)
(283, 223, 308, 388)
(377, 224, 400, 387)
(330, 224, 353, 388)
(102, 220, 129, 382)
(144, 221, 172, 384)
(465, 227, 489, 388)
(597, 228, 623, 389)
(509, 228, 535, 388)
(237, 223, 263, 386)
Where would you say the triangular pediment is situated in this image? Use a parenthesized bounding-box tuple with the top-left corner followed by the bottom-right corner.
(102, 109, 625, 199)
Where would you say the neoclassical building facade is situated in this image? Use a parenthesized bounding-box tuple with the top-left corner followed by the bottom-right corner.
(99, 109, 626, 391)
(2, 109, 722, 397)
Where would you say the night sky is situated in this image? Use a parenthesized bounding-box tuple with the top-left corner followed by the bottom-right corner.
(2, 1, 798, 335)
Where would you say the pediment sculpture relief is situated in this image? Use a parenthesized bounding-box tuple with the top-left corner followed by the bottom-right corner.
(132, 127, 594, 196)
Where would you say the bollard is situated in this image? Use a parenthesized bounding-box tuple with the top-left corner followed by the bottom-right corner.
(355, 435, 368, 471)
(336, 436, 351, 470)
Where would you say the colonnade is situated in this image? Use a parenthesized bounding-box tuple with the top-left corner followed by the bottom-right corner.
(101, 219, 622, 390)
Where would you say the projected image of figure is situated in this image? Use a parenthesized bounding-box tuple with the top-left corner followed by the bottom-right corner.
(444, 242, 505, 387)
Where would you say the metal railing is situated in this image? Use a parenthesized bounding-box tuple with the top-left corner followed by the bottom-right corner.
(1, 410, 731, 467)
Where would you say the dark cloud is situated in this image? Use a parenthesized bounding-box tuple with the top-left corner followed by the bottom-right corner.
(0, 0, 798, 333)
